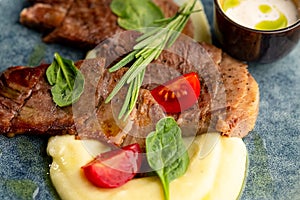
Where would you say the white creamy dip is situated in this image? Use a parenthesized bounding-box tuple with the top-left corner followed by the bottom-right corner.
(47, 134, 248, 200)
(220, 0, 299, 30)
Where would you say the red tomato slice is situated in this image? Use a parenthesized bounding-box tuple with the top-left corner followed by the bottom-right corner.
(82, 143, 142, 188)
(150, 72, 200, 113)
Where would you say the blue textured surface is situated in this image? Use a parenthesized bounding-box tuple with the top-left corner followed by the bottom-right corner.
(0, 0, 299, 199)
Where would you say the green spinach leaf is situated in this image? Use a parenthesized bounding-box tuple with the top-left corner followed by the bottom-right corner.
(146, 117, 189, 200)
(46, 53, 84, 107)
(110, 0, 164, 30)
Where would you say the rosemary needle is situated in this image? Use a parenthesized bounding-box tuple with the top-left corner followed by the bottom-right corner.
(105, 0, 197, 119)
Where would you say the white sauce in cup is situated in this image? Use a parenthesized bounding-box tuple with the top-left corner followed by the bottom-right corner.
(220, 0, 299, 30)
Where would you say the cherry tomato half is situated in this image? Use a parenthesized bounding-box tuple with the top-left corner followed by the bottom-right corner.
(82, 143, 142, 188)
(151, 72, 200, 113)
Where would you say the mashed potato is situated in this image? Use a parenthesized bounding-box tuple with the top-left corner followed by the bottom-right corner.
(47, 133, 247, 200)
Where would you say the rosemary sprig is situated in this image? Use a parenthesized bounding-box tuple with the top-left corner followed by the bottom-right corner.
(105, 0, 198, 119)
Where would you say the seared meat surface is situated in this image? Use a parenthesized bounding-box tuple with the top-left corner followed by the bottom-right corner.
(0, 56, 165, 148)
(204, 45, 259, 137)
(0, 60, 104, 137)
(92, 32, 259, 138)
(20, 2, 72, 32)
(0, 66, 44, 134)
(20, 0, 194, 49)
(0, 35, 259, 149)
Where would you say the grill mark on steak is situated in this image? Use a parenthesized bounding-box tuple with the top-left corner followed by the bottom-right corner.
(20, 0, 194, 49)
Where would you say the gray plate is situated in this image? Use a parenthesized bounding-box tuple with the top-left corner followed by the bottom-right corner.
(0, 0, 299, 199)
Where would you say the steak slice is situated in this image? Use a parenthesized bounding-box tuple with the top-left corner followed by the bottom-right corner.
(0, 65, 44, 134)
(202, 44, 259, 137)
(20, 0, 74, 32)
(8, 64, 74, 136)
(42, 0, 124, 49)
(201, 43, 249, 109)
(216, 74, 259, 137)
(20, 0, 194, 49)
(0, 59, 107, 137)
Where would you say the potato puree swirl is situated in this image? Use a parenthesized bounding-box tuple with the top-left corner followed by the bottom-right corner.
(47, 134, 247, 200)
(220, 0, 299, 30)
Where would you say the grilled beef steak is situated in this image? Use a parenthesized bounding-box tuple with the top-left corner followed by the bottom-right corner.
(20, 0, 194, 49)
(0, 36, 259, 149)
(20, 0, 73, 32)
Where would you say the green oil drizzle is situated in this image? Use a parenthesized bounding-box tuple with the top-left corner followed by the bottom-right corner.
(259, 4, 272, 14)
(255, 8, 288, 30)
(222, 0, 241, 12)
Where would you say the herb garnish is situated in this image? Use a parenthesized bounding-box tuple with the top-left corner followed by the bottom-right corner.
(110, 0, 164, 30)
(106, 0, 198, 119)
(146, 117, 189, 200)
(46, 53, 84, 107)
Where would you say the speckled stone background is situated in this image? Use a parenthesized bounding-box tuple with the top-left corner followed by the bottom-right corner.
(0, 0, 299, 199)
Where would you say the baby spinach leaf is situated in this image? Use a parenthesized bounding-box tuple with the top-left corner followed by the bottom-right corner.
(146, 117, 189, 200)
(46, 53, 84, 107)
(110, 0, 164, 30)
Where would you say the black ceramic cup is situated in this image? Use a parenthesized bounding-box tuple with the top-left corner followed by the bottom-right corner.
(213, 0, 300, 63)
